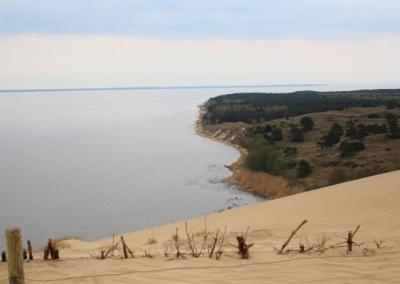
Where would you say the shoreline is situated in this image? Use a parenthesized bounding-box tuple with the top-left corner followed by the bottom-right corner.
(195, 105, 303, 199)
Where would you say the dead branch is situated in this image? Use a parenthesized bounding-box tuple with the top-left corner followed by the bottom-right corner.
(143, 248, 153, 258)
(120, 236, 135, 258)
(196, 233, 208, 258)
(173, 227, 185, 259)
(215, 226, 226, 260)
(277, 219, 307, 254)
(374, 239, 384, 249)
(103, 240, 121, 259)
(209, 229, 220, 258)
(244, 226, 250, 242)
(185, 222, 197, 256)
(352, 225, 361, 238)
(121, 236, 128, 258)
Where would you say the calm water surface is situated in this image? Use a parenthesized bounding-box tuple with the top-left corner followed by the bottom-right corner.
(0, 83, 398, 247)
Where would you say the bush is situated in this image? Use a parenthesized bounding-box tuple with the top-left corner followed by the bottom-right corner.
(345, 120, 357, 139)
(284, 160, 297, 169)
(300, 116, 314, 132)
(270, 127, 283, 142)
(367, 113, 381, 118)
(339, 141, 366, 157)
(284, 146, 298, 156)
(290, 125, 304, 142)
(385, 113, 400, 139)
(319, 122, 343, 147)
(385, 100, 398, 110)
(249, 124, 272, 136)
(366, 124, 386, 134)
(240, 133, 268, 150)
(345, 120, 386, 139)
(245, 146, 282, 174)
(356, 123, 369, 139)
(297, 160, 312, 178)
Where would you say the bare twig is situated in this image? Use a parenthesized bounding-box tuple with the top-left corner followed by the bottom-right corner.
(373, 239, 384, 249)
(215, 226, 226, 260)
(209, 229, 220, 258)
(185, 222, 196, 256)
(277, 219, 308, 254)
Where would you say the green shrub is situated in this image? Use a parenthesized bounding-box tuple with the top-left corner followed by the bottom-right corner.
(245, 146, 283, 174)
(284, 146, 298, 156)
(365, 124, 386, 134)
(270, 127, 283, 142)
(385, 113, 400, 139)
(297, 160, 312, 178)
(319, 122, 343, 147)
(284, 160, 297, 169)
(300, 116, 314, 132)
(356, 123, 369, 138)
(290, 125, 304, 142)
(339, 141, 365, 157)
(367, 113, 381, 118)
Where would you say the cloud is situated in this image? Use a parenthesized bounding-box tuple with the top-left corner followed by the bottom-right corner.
(0, 0, 399, 39)
(0, 34, 399, 88)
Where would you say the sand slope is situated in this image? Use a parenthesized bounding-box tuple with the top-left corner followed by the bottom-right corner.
(1, 171, 400, 283)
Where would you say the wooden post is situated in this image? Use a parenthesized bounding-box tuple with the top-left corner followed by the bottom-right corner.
(27, 241, 33, 261)
(5, 228, 25, 284)
(44, 247, 49, 260)
(120, 236, 128, 259)
(347, 231, 353, 252)
(44, 239, 59, 260)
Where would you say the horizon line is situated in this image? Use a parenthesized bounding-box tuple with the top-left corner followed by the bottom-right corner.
(0, 83, 325, 93)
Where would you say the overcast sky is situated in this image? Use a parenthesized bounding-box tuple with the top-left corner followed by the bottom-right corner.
(0, 0, 399, 88)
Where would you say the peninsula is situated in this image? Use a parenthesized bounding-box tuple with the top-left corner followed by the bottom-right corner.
(197, 89, 400, 198)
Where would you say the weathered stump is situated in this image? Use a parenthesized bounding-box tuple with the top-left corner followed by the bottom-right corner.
(5, 228, 25, 284)
(236, 235, 253, 259)
(27, 241, 33, 261)
(43, 239, 59, 260)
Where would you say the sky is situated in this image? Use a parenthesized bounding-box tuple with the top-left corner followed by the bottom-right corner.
(0, 0, 400, 88)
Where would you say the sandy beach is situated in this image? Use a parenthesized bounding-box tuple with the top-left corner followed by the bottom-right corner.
(1, 170, 399, 283)
(196, 108, 303, 199)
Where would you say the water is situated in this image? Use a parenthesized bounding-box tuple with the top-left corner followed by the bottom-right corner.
(0, 83, 398, 248)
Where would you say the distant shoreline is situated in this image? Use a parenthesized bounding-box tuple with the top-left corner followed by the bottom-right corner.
(0, 83, 323, 93)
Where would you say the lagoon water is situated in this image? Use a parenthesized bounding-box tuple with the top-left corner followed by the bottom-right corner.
(0, 83, 398, 247)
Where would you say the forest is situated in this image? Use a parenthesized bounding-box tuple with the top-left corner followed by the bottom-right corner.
(203, 89, 400, 124)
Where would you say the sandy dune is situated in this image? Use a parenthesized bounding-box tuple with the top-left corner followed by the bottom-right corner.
(1, 171, 400, 283)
